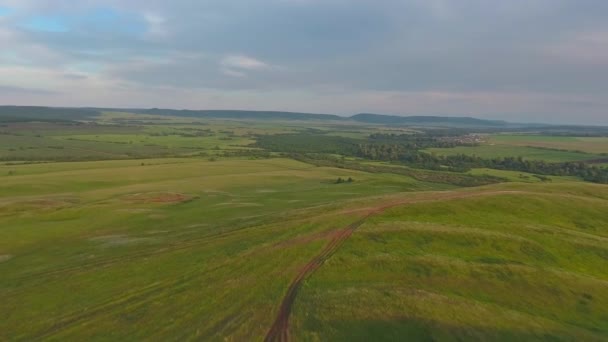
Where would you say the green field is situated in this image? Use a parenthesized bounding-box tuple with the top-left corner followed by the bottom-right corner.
(0, 158, 448, 340)
(466, 168, 574, 183)
(426, 145, 600, 162)
(2, 158, 608, 340)
(1, 112, 608, 340)
(293, 183, 608, 340)
(427, 133, 608, 162)
(0, 120, 261, 161)
(491, 135, 608, 154)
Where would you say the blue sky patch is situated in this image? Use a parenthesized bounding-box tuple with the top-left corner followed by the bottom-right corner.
(23, 16, 69, 32)
(83, 7, 147, 34)
(0, 6, 14, 16)
(20, 7, 146, 35)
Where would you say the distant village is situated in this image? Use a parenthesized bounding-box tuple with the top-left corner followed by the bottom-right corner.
(437, 134, 487, 145)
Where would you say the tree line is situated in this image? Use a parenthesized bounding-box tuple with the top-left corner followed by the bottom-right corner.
(254, 132, 608, 184)
(356, 145, 608, 184)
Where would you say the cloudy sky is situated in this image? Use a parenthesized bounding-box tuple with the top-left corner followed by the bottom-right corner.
(0, 0, 606, 124)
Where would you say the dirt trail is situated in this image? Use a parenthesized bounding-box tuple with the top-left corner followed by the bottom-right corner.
(264, 190, 524, 342)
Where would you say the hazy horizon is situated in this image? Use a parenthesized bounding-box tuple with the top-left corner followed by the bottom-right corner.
(2, 104, 600, 126)
(0, 1, 607, 125)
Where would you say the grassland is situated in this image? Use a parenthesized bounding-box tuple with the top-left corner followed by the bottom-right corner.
(491, 134, 608, 154)
(292, 183, 608, 341)
(466, 168, 574, 183)
(0, 119, 259, 162)
(426, 133, 608, 162)
(426, 145, 601, 162)
(1, 113, 608, 341)
(2, 157, 607, 340)
(0, 157, 452, 340)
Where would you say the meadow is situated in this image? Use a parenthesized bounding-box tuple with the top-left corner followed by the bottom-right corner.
(292, 182, 608, 341)
(490, 134, 608, 154)
(1, 112, 608, 341)
(426, 145, 601, 162)
(426, 133, 608, 163)
(0, 157, 450, 340)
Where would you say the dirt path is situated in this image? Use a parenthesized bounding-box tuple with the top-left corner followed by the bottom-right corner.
(264, 215, 371, 342)
(264, 190, 525, 342)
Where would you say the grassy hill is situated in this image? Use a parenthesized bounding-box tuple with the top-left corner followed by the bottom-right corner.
(293, 183, 608, 340)
(0, 106, 516, 128)
(351, 113, 508, 127)
(1, 157, 607, 340)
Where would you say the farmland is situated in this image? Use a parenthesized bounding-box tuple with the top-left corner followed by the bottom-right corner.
(427, 133, 608, 163)
(1, 109, 608, 341)
(491, 134, 608, 154)
(426, 145, 601, 162)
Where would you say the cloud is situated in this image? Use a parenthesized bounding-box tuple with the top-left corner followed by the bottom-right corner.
(143, 12, 166, 37)
(221, 55, 269, 71)
(0, 0, 607, 124)
(220, 55, 273, 77)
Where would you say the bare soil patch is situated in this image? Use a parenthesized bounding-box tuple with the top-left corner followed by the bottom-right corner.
(0, 197, 78, 214)
(122, 192, 195, 204)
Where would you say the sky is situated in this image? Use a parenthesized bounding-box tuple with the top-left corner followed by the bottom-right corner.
(0, 0, 606, 124)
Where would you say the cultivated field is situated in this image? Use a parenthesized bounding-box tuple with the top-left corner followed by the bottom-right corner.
(491, 134, 608, 154)
(426, 145, 601, 162)
(426, 133, 608, 163)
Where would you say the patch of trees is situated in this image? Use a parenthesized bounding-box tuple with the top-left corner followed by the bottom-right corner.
(366, 149, 608, 184)
(444, 154, 608, 184)
(367, 134, 461, 149)
(335, 177, 354, 184)
(254, 132, 608, 184)
(254, 132, 472, 157)
(254, 134, 361, 155)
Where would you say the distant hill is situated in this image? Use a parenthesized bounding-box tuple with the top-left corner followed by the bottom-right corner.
(0, 106, 99, 122)
(130, 108, 344, 121)
(351, 113, 508, 127)
(0, 105, 535, 129)
(129, 108, 508, 127)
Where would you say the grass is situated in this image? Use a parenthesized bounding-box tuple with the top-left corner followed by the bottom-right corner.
(490, 134, 608, 154)
(292, 184, 608, 341)
(426, 144, 601, 162)
(3, 159, 606, 340)
(0, 157, 449, 340)
(2, 115, 608, 340)
(466, 168, 576, 183)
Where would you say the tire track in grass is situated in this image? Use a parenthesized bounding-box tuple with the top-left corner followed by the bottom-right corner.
(264, 215, 370, 342)
(264, 190, 527, 342)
